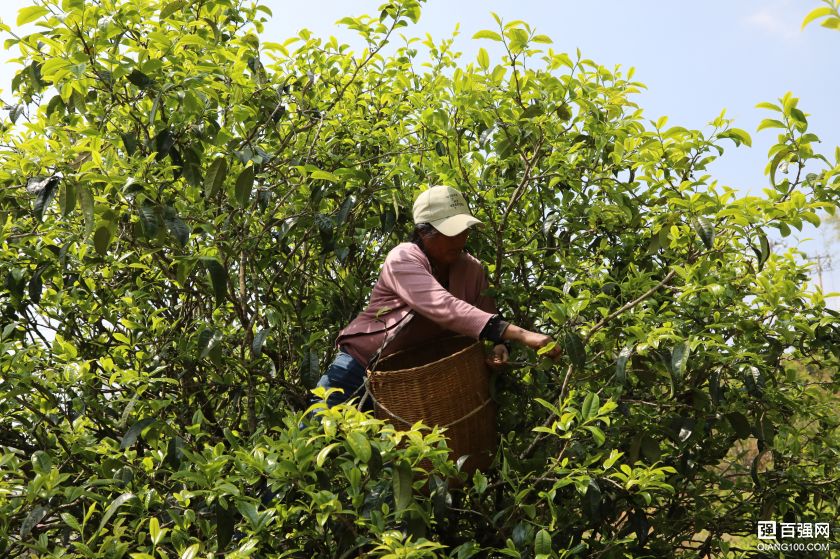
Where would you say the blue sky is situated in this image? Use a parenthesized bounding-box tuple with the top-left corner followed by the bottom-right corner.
(1, 0, 838, 305)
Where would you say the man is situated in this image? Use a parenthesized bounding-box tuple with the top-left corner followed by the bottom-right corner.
(315, 185, 560, 408)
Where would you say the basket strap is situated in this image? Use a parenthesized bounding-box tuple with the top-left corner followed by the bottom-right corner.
(442, 397, 493, 428)
(362, 376, 492, 428)
(356, 310, 414, 412)
(366, 310, 415, 373)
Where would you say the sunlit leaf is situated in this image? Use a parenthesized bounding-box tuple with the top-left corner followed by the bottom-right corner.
(347, 431, 371, 463)
(17, 6, 49, 26)
(802, 6, 833, 29)
(473, 30, 502, 41)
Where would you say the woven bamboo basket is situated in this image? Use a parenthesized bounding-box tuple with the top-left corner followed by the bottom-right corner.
(366, 336, 497, 473)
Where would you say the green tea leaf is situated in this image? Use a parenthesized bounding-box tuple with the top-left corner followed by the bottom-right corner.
(79, 185, 94, 237)
(615, 346, 632, 386)
(204, 157, 228, 197)
(563, 331, 586, 369)
(164, 207, 189, 247)
(61, 181, 77, 216)
(347, 431, 371, 463)
(97, 493, 136, 536)
(720, 127, 752, 147)
(252, 328, 269, 358)
(534, 528, 551, 555)
(671, 341, 690, 384)
(316, 443, 340, 467)
(60, 512, 82, 534)
(28, 266, 46, 304)
(29, 176, 60, 222)
(581, 392, 600, 420)
(393, 459, 413, 513)
(789, 107, 808, 126)
(755, 101, 781, 112)
(726, 412, 752, 439)
(477, 47, 489, 70)
(743, 365, 764, 398)
(473, 30, 502, 41)
(160, 0, 186, 20)
(197, 328, 219, 359)
(583, 479, 602, 521)
(93, 225, 112, 256)
(757, 118, 785, 132)
(751, 230, 770, 271)
(32, 450, 52, 475)
(180, 543, 200, 559)
(120, 418, 157, 449)
(691, 216, 715, 249)
(17, 6, 49, 26)
(802, 6, 833, 29)
(119, 131, 137, 156)
(200, 257, 228, 307)
(149, 516, 163, 546)
(127, 69, 153, 89)
(235, 166, 254, 207)
(311, 169, 340, 182)
(521, 103, 544, 119)
(139, 203, 160, 239)
(584, 425, 606, 446)
(821, 16, 840, 29)
(20, 505, 49, 539)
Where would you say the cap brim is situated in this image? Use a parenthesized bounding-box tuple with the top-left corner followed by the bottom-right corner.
(430, 214, 483, 236)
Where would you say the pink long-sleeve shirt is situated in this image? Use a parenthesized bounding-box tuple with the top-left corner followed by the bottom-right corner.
(336, 242, 496, 366)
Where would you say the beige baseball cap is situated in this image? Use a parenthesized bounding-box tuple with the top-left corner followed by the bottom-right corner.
(412, 185, 483, 236)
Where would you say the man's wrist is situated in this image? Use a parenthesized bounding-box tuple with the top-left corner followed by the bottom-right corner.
(502, 324, 525, 344)
(480, 315, 510, 344)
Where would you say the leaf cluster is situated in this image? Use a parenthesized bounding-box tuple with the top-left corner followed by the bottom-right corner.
(0, 1, 839, 557)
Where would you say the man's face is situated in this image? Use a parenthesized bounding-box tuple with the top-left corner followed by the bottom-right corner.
(422, 228, 469, 266)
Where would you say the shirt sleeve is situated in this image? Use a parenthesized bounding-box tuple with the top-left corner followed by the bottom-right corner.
(479, 314, 511, 344)
(380, 248, 494, 339)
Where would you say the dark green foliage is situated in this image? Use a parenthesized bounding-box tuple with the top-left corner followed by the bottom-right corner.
(0, 1, 839, 557)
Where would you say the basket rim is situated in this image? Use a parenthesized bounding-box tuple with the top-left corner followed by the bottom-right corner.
(368, 335, 480, 376)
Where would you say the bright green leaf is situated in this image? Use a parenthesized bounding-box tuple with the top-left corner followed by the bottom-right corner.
(347, 431, 371, 463)
(477, 47, 489, 70)
(180, 543, 200, 559)
(802, 6, 834, 29)
(472, 30, 502, 41)
(17, 6, 49, 26)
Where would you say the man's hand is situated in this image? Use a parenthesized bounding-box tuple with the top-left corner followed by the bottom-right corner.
(503, 325, 562, 360)
(487, 343, 509, 367)
(524, 332, 562, 360)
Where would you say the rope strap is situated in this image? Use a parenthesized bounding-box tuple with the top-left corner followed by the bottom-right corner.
(359, 377, 492, 429)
